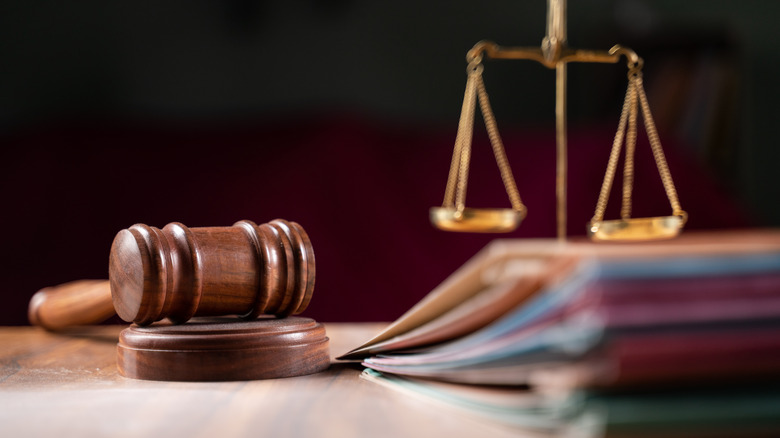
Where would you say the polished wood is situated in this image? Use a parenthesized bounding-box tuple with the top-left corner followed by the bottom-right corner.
(107, 218, 314, 325)
(110, 219, 315, 325)
(0, 324, 520, 438)
(29, 219, 315, 330)
(27, 280, 115, 331)
(117, 316, 330, 381)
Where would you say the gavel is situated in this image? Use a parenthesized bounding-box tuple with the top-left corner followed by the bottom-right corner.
(28, 219, 315, 330)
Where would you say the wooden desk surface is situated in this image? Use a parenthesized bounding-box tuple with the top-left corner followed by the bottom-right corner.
(0, 323, 521, 438)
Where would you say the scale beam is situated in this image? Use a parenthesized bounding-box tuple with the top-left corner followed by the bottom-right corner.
(431, 0, 685, 242)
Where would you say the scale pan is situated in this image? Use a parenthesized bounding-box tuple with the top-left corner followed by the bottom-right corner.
(430, 207, 524, 233)
(587, 215, 684, 242)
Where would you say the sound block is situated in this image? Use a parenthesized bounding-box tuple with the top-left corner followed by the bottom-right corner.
(117, 316, 330, 381)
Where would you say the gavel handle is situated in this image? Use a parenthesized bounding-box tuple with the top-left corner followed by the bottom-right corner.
(28, 280, 116, 331)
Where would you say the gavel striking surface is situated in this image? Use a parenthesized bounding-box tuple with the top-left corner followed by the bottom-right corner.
(117, 317, 330, 381)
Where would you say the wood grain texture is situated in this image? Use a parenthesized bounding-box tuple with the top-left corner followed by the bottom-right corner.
(117, 317, 330, 381)
(29, 219, 316, 330)
(0, 324, 522, 438)
(109, 219, 315, 325)
(27, 280, 116, 331)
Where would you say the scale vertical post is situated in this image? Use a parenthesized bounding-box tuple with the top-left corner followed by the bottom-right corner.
(546, 0, 568, 241)
(555, 63, 567, 241)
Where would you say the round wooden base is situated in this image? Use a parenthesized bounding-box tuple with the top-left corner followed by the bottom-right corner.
(117, 316, 330, 381)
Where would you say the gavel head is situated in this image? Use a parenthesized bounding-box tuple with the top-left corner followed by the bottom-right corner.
(109, 219, 315, 326)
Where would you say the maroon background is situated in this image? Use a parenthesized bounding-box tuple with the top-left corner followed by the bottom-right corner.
(0, 113, 750, 325)
(3, 2, 773, 326)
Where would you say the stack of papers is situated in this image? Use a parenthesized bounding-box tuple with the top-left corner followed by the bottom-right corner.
(340, 230, 780, 437)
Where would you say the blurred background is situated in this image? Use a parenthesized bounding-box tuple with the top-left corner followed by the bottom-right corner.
(1, 0, 777, 325)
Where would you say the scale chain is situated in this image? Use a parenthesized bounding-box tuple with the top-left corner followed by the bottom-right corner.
(592, 63, 685, 225)
(443, 65, 479, 210)
(474, 74, 524, 211)
(621, 77, 638, 219)
(592, 76, 633, 223)
(636, 75, 684, 216)
(442, 58, 524, 216)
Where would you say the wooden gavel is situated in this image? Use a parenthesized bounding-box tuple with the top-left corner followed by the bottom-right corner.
(28, 219, 315, 330)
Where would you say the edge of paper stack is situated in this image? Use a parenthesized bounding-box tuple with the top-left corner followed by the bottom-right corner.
(339, 230, 780, 437)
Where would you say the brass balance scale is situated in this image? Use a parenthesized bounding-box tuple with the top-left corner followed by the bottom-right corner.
(430, 0, 688, 241)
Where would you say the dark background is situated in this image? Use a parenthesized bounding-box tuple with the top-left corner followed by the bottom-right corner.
(1, 1, 777, 325)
